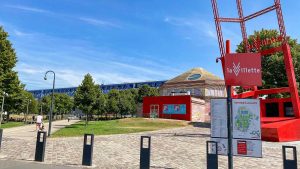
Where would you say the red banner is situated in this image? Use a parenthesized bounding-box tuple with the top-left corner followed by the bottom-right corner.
(224, 53, 262, 86)
(237, 140, 247, 155)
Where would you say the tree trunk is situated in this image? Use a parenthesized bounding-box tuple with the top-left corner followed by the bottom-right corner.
(85, 112, 88, 127)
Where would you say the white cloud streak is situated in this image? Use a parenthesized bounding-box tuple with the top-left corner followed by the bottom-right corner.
(5, 5, 51, 14)
(164, 16, 217, 40)
(79, 17, 121, 28)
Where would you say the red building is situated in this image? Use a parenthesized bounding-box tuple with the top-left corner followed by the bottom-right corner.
(143, 95, 209, 122)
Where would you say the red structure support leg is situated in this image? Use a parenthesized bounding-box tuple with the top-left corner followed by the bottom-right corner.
(282, 44, 300, 118)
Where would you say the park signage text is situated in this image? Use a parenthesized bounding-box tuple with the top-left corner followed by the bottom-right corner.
(224, 53, 262, 86)
(249, 36, 283, 51)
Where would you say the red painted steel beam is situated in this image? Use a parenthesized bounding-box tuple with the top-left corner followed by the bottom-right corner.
(236, 0, 249, 53)
(274, 0, 287, 43)
(218, 18, 242, 23)
(244, 5, 276, 21)
(255, 87, 290, 95)
(261, 46, 283, 56)
(282, 44, 300, 118)
(211, 0, 225, 57)
(233, 87, 290, 99)
(233, 91, 255, 99)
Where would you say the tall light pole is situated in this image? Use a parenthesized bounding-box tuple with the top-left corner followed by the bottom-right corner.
(44, 70, 55, 137)
(0, 92, 8, 128)
(25, 99, 31, 124)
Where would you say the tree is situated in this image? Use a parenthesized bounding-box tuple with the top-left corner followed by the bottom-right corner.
(41, 95, 53, 116)
(137, 85, 159, 103)
(74, 74, 98, 126)
(54, 93, 73, 119)
(0, 27, 25, 117)
(119, 90, 133, 118)
(16, 90, 38, 122)
(93, 88, 107, 120)
(107, 89, 120, 118)
(236, 29, 300, 98)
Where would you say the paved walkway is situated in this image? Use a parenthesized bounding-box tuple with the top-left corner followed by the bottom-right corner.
(3, 120, 80, 140)
(1, 124, 300, 169)
(0, 159, 75, 169)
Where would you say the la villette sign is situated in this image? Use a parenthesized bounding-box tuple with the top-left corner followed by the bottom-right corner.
(224, 53, 262, 86)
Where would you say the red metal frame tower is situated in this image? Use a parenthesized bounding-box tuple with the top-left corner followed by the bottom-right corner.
(211, 0, 300, 119)
(211, 0, 300, 141)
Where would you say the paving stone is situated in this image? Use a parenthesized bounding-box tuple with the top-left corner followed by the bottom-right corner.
(1, 125, 299, 168)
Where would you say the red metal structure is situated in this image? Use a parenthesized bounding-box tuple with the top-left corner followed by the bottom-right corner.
(211, 0, 300, 141)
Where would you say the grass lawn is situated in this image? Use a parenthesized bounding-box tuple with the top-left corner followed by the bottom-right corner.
(1, 122, 25, 129)
(52, 118, 189, 137)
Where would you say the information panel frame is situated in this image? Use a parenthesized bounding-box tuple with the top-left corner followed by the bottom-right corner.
(210, 98, 262, 158)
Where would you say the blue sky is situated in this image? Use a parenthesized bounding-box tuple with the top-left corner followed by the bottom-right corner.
(0, 0, 299, 90)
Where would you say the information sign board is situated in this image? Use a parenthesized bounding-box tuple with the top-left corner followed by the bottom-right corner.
(232, 99, 261, 139)
(210, 99, 262, 158)
(210, 99, 227, 138)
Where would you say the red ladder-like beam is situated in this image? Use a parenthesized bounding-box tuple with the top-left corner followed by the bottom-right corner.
(236, 0, 249, 52)
(211, 0, 225, 57)
(244, 5, 277, 21)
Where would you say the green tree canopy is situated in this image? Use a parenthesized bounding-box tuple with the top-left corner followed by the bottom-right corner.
(107, 89, 120, 116)
(41, 94, 53, 114)
(74, 74, 98, 125)
(119, 90, 135, 117)
(0, 27, 25, 114)
(236, 29, 300, 98)
(137, 85, 159, 103)
(93, 88, 107, 119)
(54, 93, 73, 117)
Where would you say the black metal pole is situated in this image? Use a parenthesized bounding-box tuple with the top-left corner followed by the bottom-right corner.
(44, 70, 55, 137)
(227, 86, 233, 169)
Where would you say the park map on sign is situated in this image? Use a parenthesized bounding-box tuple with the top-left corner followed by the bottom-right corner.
(233, 105, 261, 139)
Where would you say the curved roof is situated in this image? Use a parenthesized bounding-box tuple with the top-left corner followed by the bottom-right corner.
(165, 67, 221, 84)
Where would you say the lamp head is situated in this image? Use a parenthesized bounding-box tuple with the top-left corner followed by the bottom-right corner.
(44, 76, 47, 80)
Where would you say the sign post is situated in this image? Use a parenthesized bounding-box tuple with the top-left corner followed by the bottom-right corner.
(226, 86, 233, 169)
(226, 40, 233, 169)
(211, 40, 262, 169)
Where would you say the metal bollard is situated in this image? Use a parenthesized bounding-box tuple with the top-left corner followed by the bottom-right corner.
(206, 141, 218, 169)
(140, 136, 151, 169)
(34, 131, 47, 162)
(0, 128, 3, 149)
(82, 134, 94, 166)
(282, 145, 297, 169)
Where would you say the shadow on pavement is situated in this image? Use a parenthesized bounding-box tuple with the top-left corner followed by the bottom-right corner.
(188, 122, 211, 128)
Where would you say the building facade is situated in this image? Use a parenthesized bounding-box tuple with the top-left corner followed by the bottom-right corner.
(159, 68, 226, 99)
(143, 67, 226, 122)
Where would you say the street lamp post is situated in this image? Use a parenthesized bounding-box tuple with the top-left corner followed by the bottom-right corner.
(44, 70, 55, 137)
(0, 92, 8, 128)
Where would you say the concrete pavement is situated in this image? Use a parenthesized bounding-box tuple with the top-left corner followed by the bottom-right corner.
(3, 120, 80, 140)
(0, 159, 76, 169)
(1, 124, 299, 169)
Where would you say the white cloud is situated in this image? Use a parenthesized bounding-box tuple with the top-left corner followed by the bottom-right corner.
(164, 16, 243, 46)
(5, 5, 50, 14)
(17, 63, 44, 74)
(164, 16, 218, 40)
(13, 29, 38, 37)
(79, 17, 121, 28)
